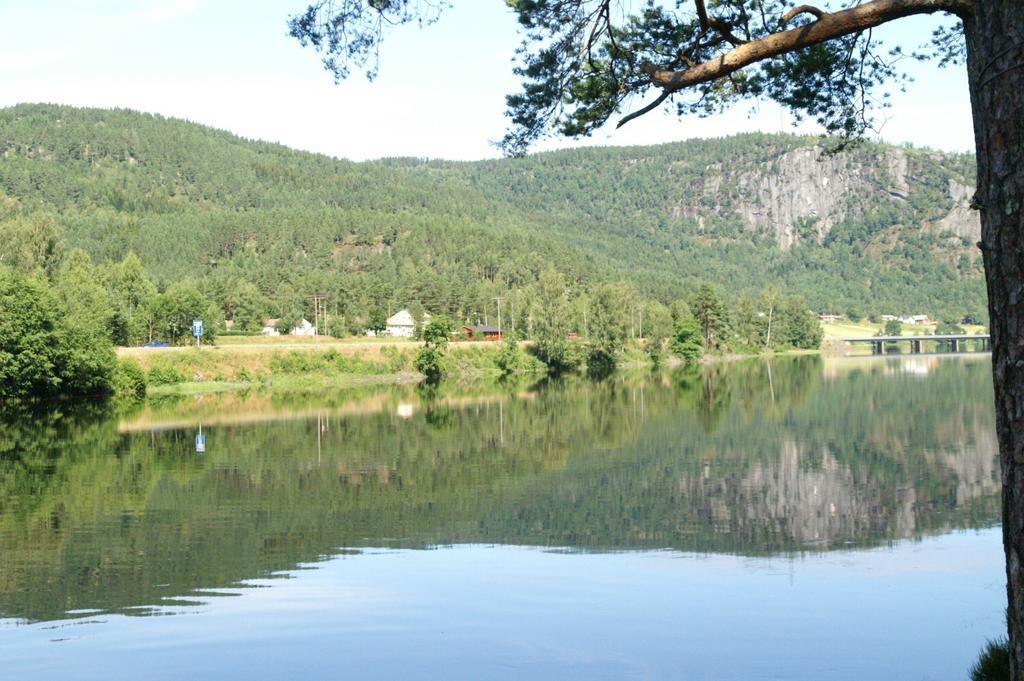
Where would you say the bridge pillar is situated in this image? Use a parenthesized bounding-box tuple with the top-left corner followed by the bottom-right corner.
(872, 340, 882, 355)
(951, 339, 959, 353)
(911, 340, 921, 354)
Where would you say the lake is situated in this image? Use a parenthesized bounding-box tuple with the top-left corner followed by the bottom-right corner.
(0, 355, 1006, 680)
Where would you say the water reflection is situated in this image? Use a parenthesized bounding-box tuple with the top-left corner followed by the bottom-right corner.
(0, 355, 999, 626)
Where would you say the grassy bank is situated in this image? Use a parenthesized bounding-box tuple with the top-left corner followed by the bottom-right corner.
(119, 338, 546, 396)
(820, 320, 986, 338)
(120, 335, 833, 397)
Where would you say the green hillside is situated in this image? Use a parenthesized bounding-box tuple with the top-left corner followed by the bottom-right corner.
(0, 103, 986, 325)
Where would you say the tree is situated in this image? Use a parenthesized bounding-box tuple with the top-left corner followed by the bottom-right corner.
(669, 299, 692, 325)
(758, 287, 785, 349)
(643, 300, 674, 367)
(151, 281, 220, 345)
(670, 317, 704, 366)
(415, 315, 455, 382)
(0, 207, 63, 277)
(883, 319, 903, 336)
(292, 3, 1024, 671)
(0, 268, 115, 400)
(690, 284, 729, 349)
(367, 307, 388, 336)
(225, 279, 267, 334)
(776, 296, 824, 349)
(55, 249, 115, 332)
(409, 300, 427, 340)
(531, 269, 573, 371)
(586, 282, 631, 374)
(104, 253, 157, 346)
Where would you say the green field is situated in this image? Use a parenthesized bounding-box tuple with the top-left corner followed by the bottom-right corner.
(821, 321, 986, 339)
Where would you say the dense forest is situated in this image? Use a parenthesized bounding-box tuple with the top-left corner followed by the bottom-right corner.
(0, 104, 985, 335)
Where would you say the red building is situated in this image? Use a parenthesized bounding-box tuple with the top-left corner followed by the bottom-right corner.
(463, 324, 502, 341)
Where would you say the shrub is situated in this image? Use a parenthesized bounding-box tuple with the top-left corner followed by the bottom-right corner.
(113, 359, 147, 398)
(381, 345, 409, 372)
(269, 351, 326, 374)
(148, 365, 187, 386)
(414, 346, 447, 382)
(883, 319, 903, 336)
(586, 347, 616, 379)
(494, 337, 522, 376)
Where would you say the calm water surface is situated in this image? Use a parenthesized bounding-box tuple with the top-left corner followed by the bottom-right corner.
(0, 355, 1006, 680)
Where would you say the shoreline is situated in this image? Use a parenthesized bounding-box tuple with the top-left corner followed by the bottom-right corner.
(132, 338, 828, 398)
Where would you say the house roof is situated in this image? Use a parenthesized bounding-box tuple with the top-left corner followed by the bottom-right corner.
(387, 309, 431, 326)
(465, 324, 501, 334)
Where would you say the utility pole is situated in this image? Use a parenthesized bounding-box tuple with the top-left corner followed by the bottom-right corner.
(312, 294, 327, 342)
(495, 296, 502, 339)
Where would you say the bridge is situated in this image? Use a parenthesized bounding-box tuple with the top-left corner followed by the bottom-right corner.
(842, 334, 991, 355)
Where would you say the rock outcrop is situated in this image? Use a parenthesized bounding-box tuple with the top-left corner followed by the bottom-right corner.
(673, 145, 979, 250)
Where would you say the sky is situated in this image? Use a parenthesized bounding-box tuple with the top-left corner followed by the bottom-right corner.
(0, 0, 974, 161)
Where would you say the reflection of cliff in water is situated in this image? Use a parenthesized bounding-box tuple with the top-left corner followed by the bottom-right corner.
(0, 356, 998, 623)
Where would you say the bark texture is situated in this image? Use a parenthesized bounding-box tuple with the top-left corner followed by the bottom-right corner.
(965, 1, 1024, 676)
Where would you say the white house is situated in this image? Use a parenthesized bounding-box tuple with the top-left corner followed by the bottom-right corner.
(368, 309, 431, 337)
(262, 319, 281, 336)
(290, 319, 317, 337)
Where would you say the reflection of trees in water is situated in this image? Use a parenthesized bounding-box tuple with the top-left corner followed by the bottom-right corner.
(0, 356, 998, 623)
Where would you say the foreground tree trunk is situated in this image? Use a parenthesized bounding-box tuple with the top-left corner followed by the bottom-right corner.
(966, 2, 1024, 676)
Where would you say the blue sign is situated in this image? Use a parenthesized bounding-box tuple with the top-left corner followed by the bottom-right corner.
(196, 431, 206, 454)
(192, 319, 203, 337)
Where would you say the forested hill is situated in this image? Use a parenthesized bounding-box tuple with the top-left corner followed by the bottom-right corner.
(0, 103, 985, 323)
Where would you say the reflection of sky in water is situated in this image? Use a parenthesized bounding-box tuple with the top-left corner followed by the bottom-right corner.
(1, 530, 1005, 681)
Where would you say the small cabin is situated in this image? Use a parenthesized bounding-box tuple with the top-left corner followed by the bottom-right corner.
(463, 324, 502, 341)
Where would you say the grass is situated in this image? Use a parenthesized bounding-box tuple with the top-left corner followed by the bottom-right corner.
(119, 337, 541, 396)
(146, 373, 426, 397)
(821, 321, 987, 339)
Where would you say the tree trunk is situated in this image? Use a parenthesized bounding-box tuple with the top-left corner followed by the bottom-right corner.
(965, 2, 1024, 676)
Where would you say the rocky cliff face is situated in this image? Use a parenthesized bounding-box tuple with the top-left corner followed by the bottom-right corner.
(675, 145, 980, 250)
(932, 178, 981, 242)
